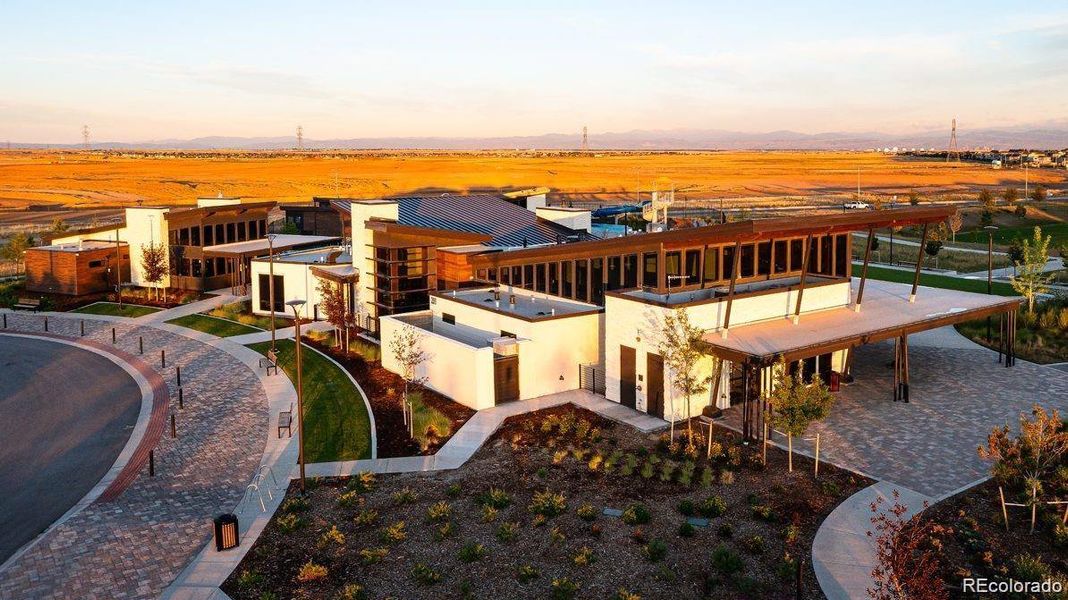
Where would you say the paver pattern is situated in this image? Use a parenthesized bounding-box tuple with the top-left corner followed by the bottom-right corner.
(720, 341, 1068, 498)
(0, 313, 268, 600)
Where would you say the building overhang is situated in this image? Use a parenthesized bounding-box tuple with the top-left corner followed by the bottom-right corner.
(203, 234, 339, 259)
(698, 279, 1021, 365)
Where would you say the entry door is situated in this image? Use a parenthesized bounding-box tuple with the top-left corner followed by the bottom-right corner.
(646, 353, 665, 419)
(619, 345, 636, 409)
(494, 355, 519, 404)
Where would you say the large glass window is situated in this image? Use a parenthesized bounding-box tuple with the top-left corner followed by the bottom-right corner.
(548, 262, 559, 294)
(511, 266, 522, 286)
(523, 264, 535, 290)
(215, 224, 224, 243)
(740, 244, 755, 278)
(500, 267, 511, 286)
(665, 251, 681, 282)
(203, 225, 214, 246)
(835, 234, 849, 277)
(703, 247, 720, 283)
(821, 235, 834, 275)
(642, 252, 658, 288)
(535, 264, 546, 292)
(607, 256, 622, 290)
(258, 274, 285, 312)
(684, 250, 701, 284)
(575, 259, 589, 302)
(561, 261, 573, 297)
(623, 254, 638, 288)
(790, 239, 804, 272)
(178, 228, 190, 246)
(773, 240, 788, 274)
(809, 237, 820, 273)
(757, 242, 771, 276)
(237, 222, 247, 242)
(487, 268, 498, 282)
(591, 258, 604, 304)
(226, 223, 235, 242)
(191, 227, 201, 246)
(723, 245, 736, 280)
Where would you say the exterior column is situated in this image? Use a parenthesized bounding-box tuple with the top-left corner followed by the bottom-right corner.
(909, 223, 929, 303)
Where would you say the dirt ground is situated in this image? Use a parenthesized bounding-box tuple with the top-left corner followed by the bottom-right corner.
(1, 150, 1064, 209)
(223, 405, 870, 600)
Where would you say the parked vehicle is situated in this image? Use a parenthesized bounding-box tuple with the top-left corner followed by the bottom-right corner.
(844, 201, 870, 210)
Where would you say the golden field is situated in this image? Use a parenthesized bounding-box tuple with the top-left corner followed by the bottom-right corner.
(0, 150, 1064, 209)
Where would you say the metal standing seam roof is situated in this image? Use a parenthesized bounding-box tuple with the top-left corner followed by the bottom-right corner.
(339, 195, 595, 248)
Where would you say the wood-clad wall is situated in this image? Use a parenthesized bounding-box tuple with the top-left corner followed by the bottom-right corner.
(25, 245, 131, 295)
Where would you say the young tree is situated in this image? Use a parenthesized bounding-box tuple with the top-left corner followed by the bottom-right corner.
(768, 363, 834, 471)
(946, 211, 962, 243)
(978, 189, 995, 210)
(1002, 186, 1019, 204)
(978, 405, 1067, 495)
(0, 232, 32, 274)
(389, 323, 429, 421)
(907, 190, 921, 206)
(867, 490, 947, 600)
(1009, 226, 1053, 312)
(316, 278, 347, 348)
(1030, 185, 1047, 203)
(140, 242, 168, 301)
(979, 209, 993, 228)
(49, 217, 69, 233)
(281, 220, 300, 235)
(659, 308, 714, 445)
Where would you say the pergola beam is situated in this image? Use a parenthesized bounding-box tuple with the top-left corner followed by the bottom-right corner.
(909, 223, 929, 303)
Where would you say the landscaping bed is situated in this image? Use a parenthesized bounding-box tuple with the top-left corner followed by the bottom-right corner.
(955, 298, 1068, 364)
(166, 313, 262, 337)
(71, 301, 161, 317)
(902, 479, 1067, 598)
(223, 404, 870, 599)
(306, 337, 474, 457)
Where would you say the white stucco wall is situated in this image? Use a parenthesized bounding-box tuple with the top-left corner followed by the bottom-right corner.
(380, 312, 497, 410)
(604, 281, 852, 420)
(350, 201, 399, 320)
(535, 207, 592, 233)
(249, 259, 332, 320)
(123, 207, 171, 288)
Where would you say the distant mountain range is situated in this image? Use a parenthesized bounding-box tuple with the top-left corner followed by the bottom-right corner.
(12, 124, 1068, 151)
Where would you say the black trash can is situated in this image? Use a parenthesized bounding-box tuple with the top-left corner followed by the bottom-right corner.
(214, 513, 240, 551)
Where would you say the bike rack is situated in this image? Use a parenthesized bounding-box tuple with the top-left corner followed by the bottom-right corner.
(256, 464, 279, 490)
(238, 483, 267, 513)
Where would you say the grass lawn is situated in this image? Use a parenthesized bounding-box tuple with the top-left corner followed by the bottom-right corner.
(406, 390, 454, 452)
(956, 222, 1068, 248)
(249, 339, 372, 462)
(166, 313, 262, 337)
(854, 264, 1019, 296)
(209, 300, 292, 331)
(71, 302, 160, 317)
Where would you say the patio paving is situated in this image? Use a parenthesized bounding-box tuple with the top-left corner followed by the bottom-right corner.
(0, 313, 269, 600)
(718, 339, 1068, 498)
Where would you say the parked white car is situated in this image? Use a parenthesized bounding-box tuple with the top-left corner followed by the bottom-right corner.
(844, 201, 871, 210)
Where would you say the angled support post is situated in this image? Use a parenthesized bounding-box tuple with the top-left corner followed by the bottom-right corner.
(793, 234, 813, 324)
(909, 223, 929, 303)
(721, 240, 742, 339)
(854, 227, 874, 312)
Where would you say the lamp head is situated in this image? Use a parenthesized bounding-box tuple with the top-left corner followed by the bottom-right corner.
(983, 225, 999, 231)
(286, 299, 307, 316)
(266, 233, 277, 242)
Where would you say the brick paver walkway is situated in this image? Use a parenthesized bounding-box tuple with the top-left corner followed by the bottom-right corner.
(0, 313, 268, 599)
(719, 340, 1068, 498)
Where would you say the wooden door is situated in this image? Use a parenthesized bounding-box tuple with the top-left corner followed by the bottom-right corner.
(494, 355, 519, 404)
(619, 345, 636, 409)
(646, 353, 665, 419)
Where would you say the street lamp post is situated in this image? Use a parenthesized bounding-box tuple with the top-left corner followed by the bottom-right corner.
(287, 299, 308, 493)
(985, 225, 999, 341)
(266, 233, 277, 351)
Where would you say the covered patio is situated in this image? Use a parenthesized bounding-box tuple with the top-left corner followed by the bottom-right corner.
(203, 234, 338, 294)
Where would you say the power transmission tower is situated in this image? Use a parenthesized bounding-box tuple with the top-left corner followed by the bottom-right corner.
(82, 125, 90, 149)
(581, 126, 588, 151)
(296, 125, 304, 151)
(946, 118, 960, 163)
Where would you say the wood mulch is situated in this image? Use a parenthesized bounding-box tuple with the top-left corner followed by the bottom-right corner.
(904, 479, 1068, 598)
(223, 404, 870, 600)
(305, 338, 475, 457)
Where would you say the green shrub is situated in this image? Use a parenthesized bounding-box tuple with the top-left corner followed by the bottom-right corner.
(346, 471, 376, 493)
(530, 490, 567, 517)
(459, 541, 487, 563)
(643, 539, 668, 562)
(335, 583, 365, 600)
(699, 496, 727, 518)
(353, 509, 378, 527)
(678, 522, 696, 538)
(700, 467, 715, 487)
(678, 499, 696, 516)
(783, 524, 801, 545)
(479, 487, 512, 508)
(677, 461, 696, 486)
(577, 503, 598, 521)
(549, 525, 566, 545)
(718, 523, 734, 538)
(711, 544, 744, 577)
(742, 535, 765, 554)
(237, 569, 263, 588)
(497, 521, 519, 542)
(481, 505, 498, 522)
(427, 501, 451, 522)
(640, 460, 656, 479)
(392, 488, 417, 504)
(720, 469, 736, 485)
(614, 589, 641, 600)
(434, 521, 453, 541)
(620, 453, 639, 476)
(281, 496, 309, 513)
(318, 525, 345, 548)
(359, 547, 389, 564)
(296, 561, 328, 582)
(276, 512, 303, 532)
(622, 503, 652, 525)
(551, 577, 579, 600)
(445, 482, 462, 497)
(659, 461, 676, 482)
(411, 563, 441, 586)
(751, 504, 776, 522)
(380, 521, 407, 543)
(572, 545, 596, 566)
(337, 490, 362, 508)
(517, 564, 540, 583)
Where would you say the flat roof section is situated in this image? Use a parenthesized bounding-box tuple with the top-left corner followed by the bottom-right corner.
(31, 240, 127, 253)
(432, 286, 603, 321)
(203, 234, 339, 258)
(700, 279, 1021, 364)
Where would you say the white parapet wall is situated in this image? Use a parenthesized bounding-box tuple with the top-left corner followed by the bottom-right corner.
(380, 312, 497, 410)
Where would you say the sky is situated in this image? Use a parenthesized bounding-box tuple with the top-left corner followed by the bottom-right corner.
(2, 0, 1067, 143)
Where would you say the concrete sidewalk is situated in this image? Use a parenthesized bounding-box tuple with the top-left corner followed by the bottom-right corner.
(138, 292, 246, 324)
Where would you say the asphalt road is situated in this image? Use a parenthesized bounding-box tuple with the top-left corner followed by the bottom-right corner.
(0, 335, 140, 564)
